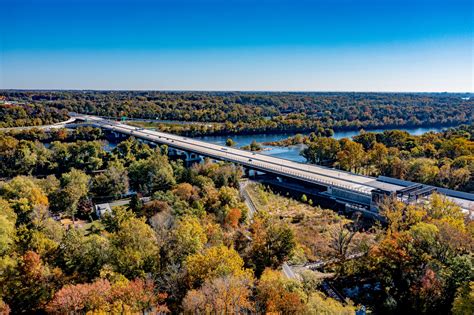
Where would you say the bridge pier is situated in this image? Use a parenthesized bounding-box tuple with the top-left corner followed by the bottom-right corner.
(168, 148, 202, 167)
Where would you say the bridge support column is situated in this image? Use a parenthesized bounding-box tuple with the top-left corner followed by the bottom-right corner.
(183, 151, 202, 167)
(243, 167, 251, 178)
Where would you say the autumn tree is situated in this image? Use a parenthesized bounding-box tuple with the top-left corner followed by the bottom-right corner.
(336, 138, 365, 172)
(452, 282, 474, 315)
(1, 251, 62, 313)
(0, 199, 16, 256)
(0, 176, 49, 225)
(182, 274, 254, 313)
(185, 245, 251, 288)
(46, 278, 168, 314)
(248, 216, 296, 277)
(255, 268, 305, 314)
(166, 215, 208, 264)
(110, 217, 160, 279)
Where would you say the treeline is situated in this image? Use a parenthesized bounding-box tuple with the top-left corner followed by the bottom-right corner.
(281, 125, 474, 192)
(0, 101, 68, 127)
(0, 136, 356, 314)
(1, 126, 105, 143)
(1, 91, 472, 132)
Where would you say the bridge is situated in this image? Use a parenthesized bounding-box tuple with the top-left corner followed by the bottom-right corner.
(69, 114, 474, 216)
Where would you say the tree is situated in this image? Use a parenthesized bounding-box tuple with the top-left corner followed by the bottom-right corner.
(91, 161, 129, 198)
(301, 194, 308, 203)
(368, 142, 389, 175)
(301, 137, 340, 164)
(225, 208, 242, 228)
(68, 141, 105, 171)
(102, 206, 136, 233)
(353, 132, 377, 150)
(225, 138, 236, 147)
(111, 217, 160, 279)
(452, 282, 474, 315)
(167, 215, 207, 264)
(248, 217, 296, 277)
(60, 229, 110, 280)
(128, 155, 175, 195)
(185, 245, 251, 287)
(249, 217, 296, 276)
(336, 139, 365, 172)
(172, 183, 199, 202)
(0, 299, 10, 315)
(0, 176, 49, 225)
(256, 268, 305, 314)
(249, 140, 261, 151)
(1, 251, 62, 313)
(329, 223, 356, 260)
(0, 199, 16, 256)
(182, 274, 254, 313)
(128, 193, 143, 213)
(112, 138, 153, 165)
(50, 169, 89, 221)
(363, 193, 473, 314)
(0, 214, 15, 257)
(407, 158, 439, 185)
(46, 278, 168, 314)
(306, 292, 355, 315)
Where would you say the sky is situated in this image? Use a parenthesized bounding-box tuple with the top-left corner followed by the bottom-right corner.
(0, 0, 472, 91)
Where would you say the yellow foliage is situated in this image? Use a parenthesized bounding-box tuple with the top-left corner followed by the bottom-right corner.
(185, 245, 252, 287)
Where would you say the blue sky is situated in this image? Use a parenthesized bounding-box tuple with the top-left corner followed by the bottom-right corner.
(1, 0, 472, 91)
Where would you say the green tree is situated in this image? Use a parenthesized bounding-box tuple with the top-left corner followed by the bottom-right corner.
(50, 169, 89, 221)
(102, 206, 136, 233)
(128, 155, 175, 195)
(91, 161, 129, 198)
(301, 137, 341, 164)
(225, 138, 236, 147)
(60, 229, 110, 280)
(452, 282, 474, 315)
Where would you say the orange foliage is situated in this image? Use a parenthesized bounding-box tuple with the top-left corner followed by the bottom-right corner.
(225, 208, 241, 228)
(46, 278, 168, 314)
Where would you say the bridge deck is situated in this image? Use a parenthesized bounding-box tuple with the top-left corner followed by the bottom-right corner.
(75, 114, 474, 213)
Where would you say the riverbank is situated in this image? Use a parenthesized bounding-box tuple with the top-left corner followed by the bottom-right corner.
(126, 119, 466, 138)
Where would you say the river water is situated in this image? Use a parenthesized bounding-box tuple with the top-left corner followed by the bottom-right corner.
(193, 126, 448, 163)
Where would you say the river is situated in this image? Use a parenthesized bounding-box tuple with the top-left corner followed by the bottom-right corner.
(193, 126, 448, 163)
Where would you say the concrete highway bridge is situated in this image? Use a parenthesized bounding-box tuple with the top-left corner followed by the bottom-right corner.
(68, 114, 474, 216)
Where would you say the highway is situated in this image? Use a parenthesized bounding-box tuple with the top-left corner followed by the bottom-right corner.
(74, 114, 474, 213)
(0, 117, 78, 131)
(79, 114, 375, 196)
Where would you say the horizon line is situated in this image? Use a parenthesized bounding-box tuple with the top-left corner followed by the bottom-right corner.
(1, 89, 473, 94)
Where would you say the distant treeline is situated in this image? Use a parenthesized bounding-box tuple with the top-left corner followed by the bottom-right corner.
(1, 91, 472, 133)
